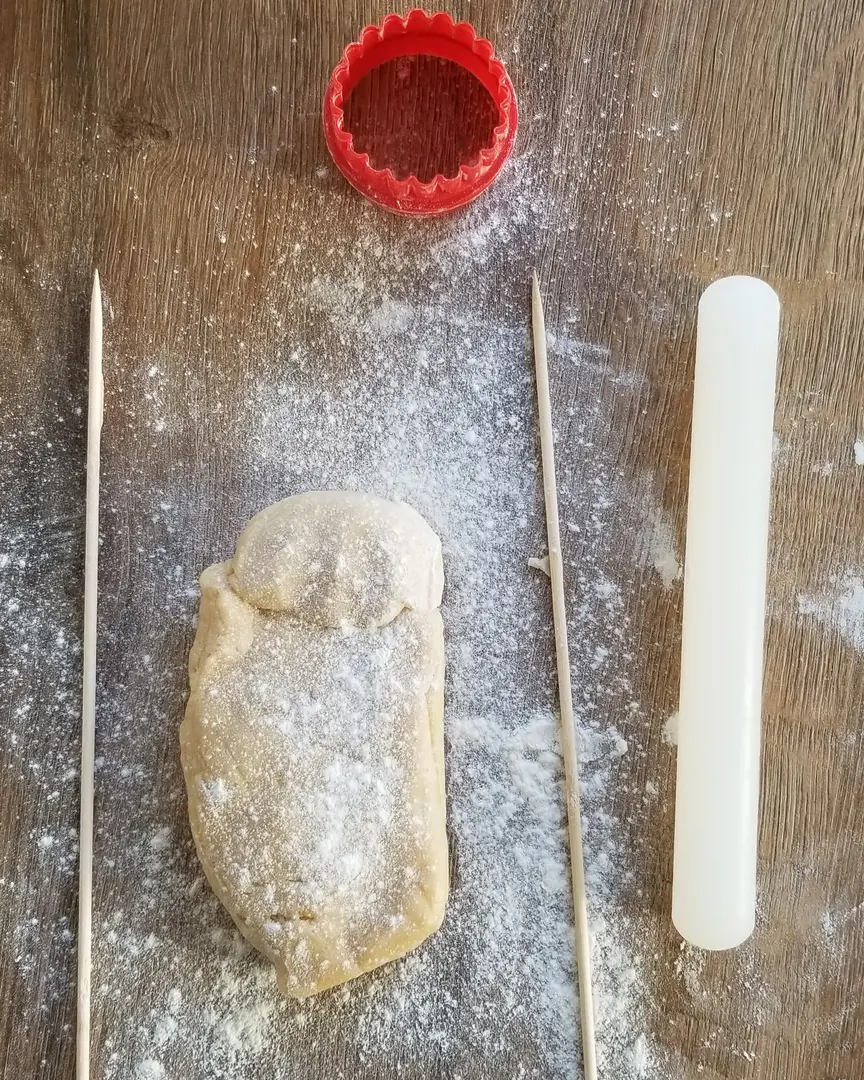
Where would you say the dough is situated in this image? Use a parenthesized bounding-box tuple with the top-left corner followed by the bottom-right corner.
(180, 491, 448, 998)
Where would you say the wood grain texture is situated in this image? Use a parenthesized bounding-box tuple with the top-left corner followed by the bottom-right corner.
(2, 1, 864, 1078)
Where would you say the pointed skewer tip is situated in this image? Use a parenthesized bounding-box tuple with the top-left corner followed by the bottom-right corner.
(531, 269, 542, 310)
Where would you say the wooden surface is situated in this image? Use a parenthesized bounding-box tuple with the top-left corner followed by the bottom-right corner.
(2, 1, 864, 1078)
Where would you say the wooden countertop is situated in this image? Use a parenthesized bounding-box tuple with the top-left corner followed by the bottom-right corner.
(2, 2, 862, 1077)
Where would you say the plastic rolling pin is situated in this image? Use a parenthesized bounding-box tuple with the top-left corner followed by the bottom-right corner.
(672, 275, 781, 951)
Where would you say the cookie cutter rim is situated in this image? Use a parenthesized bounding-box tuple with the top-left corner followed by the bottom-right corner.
(322, 9, 518, 216)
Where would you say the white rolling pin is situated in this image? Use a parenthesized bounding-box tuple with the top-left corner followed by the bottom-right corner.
(672, 275, 780, 951)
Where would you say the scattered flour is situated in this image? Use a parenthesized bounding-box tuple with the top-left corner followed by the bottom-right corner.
(97, 170, 665, 1075)
(771, 432, 788, 468)
(151, 1013, 177, 1048)
(674, 942, 706, 997)
(4, 30, 850, 1080)
(854, 440, 864, 465)
(0, 389, 84, 1022)
(7, 149, 680, 1078)
(643, 511, 682, 589)
(797, 572, 864, 654)
(214, 1002, 275, 1055)
(135, 1060, 165, 1080)
(663, 712, 680, 746)
(149, 827, 172, 852)
(634, 483, 682, 590)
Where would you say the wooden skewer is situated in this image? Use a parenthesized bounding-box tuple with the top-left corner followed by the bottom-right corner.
(77, 270, 103, 1080)
(531, 270, 599, 1080)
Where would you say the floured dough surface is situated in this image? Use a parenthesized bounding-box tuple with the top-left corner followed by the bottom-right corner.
(231, 489, 445, 627)
(181, 491, 448, 998)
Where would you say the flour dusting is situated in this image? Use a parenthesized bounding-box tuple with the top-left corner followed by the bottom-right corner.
(797, 571, 864, 654)
(638, 506, 683, 590)
(135, 1061, 165, 1080)
(4, 17, 857, 1079)
(186, 550, 446, 999)
(59, 154, 671, 1078)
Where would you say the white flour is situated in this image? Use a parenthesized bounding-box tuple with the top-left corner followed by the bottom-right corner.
(136, 1062, 165, 1080)
(637, 505, 682, 591)
(232, 205, 650, 1073)
(797, 571, 864, 654)
(188, 580, 447, 999)
(86, 157, 671, 1078)
(1, 150, 685, 1077)
(2, 24, 857, 1080)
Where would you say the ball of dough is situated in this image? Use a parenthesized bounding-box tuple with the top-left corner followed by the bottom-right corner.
(181, 491, 448, 998)
(230, 490, 444, 627)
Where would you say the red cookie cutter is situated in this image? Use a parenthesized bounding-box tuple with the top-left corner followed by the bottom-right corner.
(322, 9, 518, 216)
